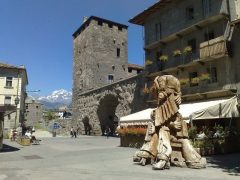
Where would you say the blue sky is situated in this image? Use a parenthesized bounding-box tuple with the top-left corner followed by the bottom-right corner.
(0, 0, 156, 96)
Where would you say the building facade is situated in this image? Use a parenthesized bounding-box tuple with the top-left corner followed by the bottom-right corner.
(0, 63, 28, 130)
(130, 0, 240, 102)
(24, 97, 43, 127)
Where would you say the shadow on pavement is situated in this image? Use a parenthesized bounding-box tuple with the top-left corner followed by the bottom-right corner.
(0, 144, 20, 153)
(207, 153, 240, 176)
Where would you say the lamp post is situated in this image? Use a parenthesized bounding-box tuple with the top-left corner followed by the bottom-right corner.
(26, 90, 40, 93)
(14, 97, 20, 128)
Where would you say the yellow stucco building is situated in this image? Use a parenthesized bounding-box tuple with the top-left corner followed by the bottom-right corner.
(0, 62, 28, 131)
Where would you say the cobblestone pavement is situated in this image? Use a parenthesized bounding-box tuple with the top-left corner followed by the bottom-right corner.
(0, 136, 239, 180)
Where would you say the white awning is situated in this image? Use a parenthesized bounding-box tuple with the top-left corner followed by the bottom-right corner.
(119, 108, 154, 126)
(179, 98, 229, 120)
(119, 96, 236, 126)
(190, 96, 239, 120)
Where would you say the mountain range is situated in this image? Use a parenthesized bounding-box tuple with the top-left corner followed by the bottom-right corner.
(34, 89, 72, 109)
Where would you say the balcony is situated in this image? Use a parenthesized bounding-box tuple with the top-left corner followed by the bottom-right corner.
(199, 36, 228, 60)
(157, 36, 229, 73)
(145, 14, 228, 50)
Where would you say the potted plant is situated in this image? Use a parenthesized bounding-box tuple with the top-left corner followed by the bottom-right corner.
(145, 59, 153, 66)
(183, 46, 192, 55)
(173, 49, 181, 57)
(179, 78, 189, 86)
(159, 55, 168, 62)
(191, 77, 199, 85)
(200, 73, 210, 81)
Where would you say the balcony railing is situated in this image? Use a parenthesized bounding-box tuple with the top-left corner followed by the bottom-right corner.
(200, 36, 227, 59)
(156, 36, 228, 72)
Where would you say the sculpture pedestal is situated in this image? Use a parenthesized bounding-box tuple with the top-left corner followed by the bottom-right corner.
(170, 141, 186, 167)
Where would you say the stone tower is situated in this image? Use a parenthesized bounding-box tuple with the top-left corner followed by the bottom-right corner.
(72, 16, 129, 97)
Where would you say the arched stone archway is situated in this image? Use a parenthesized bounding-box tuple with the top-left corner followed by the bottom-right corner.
(97, 94, 119, 135)
(82, 116, 91, 135)
(73, 75, 146, 136)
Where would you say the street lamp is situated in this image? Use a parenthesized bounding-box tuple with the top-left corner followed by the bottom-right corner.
(14, 97, 20, 128)
(26, 90, 40, 93)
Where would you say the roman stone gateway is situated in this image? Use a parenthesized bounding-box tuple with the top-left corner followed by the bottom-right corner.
(133, 75, 207, 170)
(74, 75, 145, 135)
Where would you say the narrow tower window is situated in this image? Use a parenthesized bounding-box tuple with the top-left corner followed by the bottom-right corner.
(117, 48, 120, 57)
(108, 75, 114, 83)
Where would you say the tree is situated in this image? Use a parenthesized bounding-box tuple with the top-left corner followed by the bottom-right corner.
(45, 111, 55, 121)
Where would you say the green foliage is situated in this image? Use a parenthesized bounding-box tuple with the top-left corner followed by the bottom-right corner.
(46, 111, 56, 121)
(183, 46, 192, 55)
(192, 139, 214, 148)
(188, 126, 197, 140)
(173, 49, 181, 57)
(34, 122, 45, 130)
(145, 60, 153, 66)
(159, 55, 168, 61)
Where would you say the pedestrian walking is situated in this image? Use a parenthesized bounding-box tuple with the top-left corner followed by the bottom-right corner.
(70, 127, 74, 138)
(73, 128, 77, 138)
(104, 127, 111, 139)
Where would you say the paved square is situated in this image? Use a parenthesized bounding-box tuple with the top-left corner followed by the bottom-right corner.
(0, 136, 239, 180)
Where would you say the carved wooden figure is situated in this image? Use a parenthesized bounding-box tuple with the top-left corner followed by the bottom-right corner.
(133, 75, 206, 170)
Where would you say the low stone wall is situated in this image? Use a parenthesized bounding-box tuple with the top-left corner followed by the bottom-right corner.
(48, 118, 74, 136)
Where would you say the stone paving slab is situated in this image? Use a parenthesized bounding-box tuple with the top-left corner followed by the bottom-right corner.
(0, 136, 239, 180)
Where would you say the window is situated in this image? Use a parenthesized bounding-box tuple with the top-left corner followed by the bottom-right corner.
(189, 72, 198, 87)
(188, 39, 197, 53)
(4, 96, 11, 105)
(26, 105, 28, 109)
(155, 23, 162, 41)
(118, 26, 122, 31)
(8, 114, 11, 120)
(117, 48, 120, 57)
(6, 77, 13, 87)
(204, 30, 215, 41)
(186, 7, 195, 20)
(36, 106, 39, 109)
(79, 79, 83, 90)
(128, 69, 132, 73)
(98, 21, 103, 26)
(207, 67, 217, 83)
(108, 23, 113, 28)
(108, 75, 114, 83)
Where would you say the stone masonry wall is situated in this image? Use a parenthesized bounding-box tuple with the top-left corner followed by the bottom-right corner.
(73, 75, 146, 135)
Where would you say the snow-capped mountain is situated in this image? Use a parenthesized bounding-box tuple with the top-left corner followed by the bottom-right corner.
(36, 89, 72, 109)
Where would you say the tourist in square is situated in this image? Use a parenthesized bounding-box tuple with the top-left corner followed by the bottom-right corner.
(70, 127, 74, 138)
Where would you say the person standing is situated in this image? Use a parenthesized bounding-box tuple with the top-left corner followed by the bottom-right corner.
(73, 128, 77, 138)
